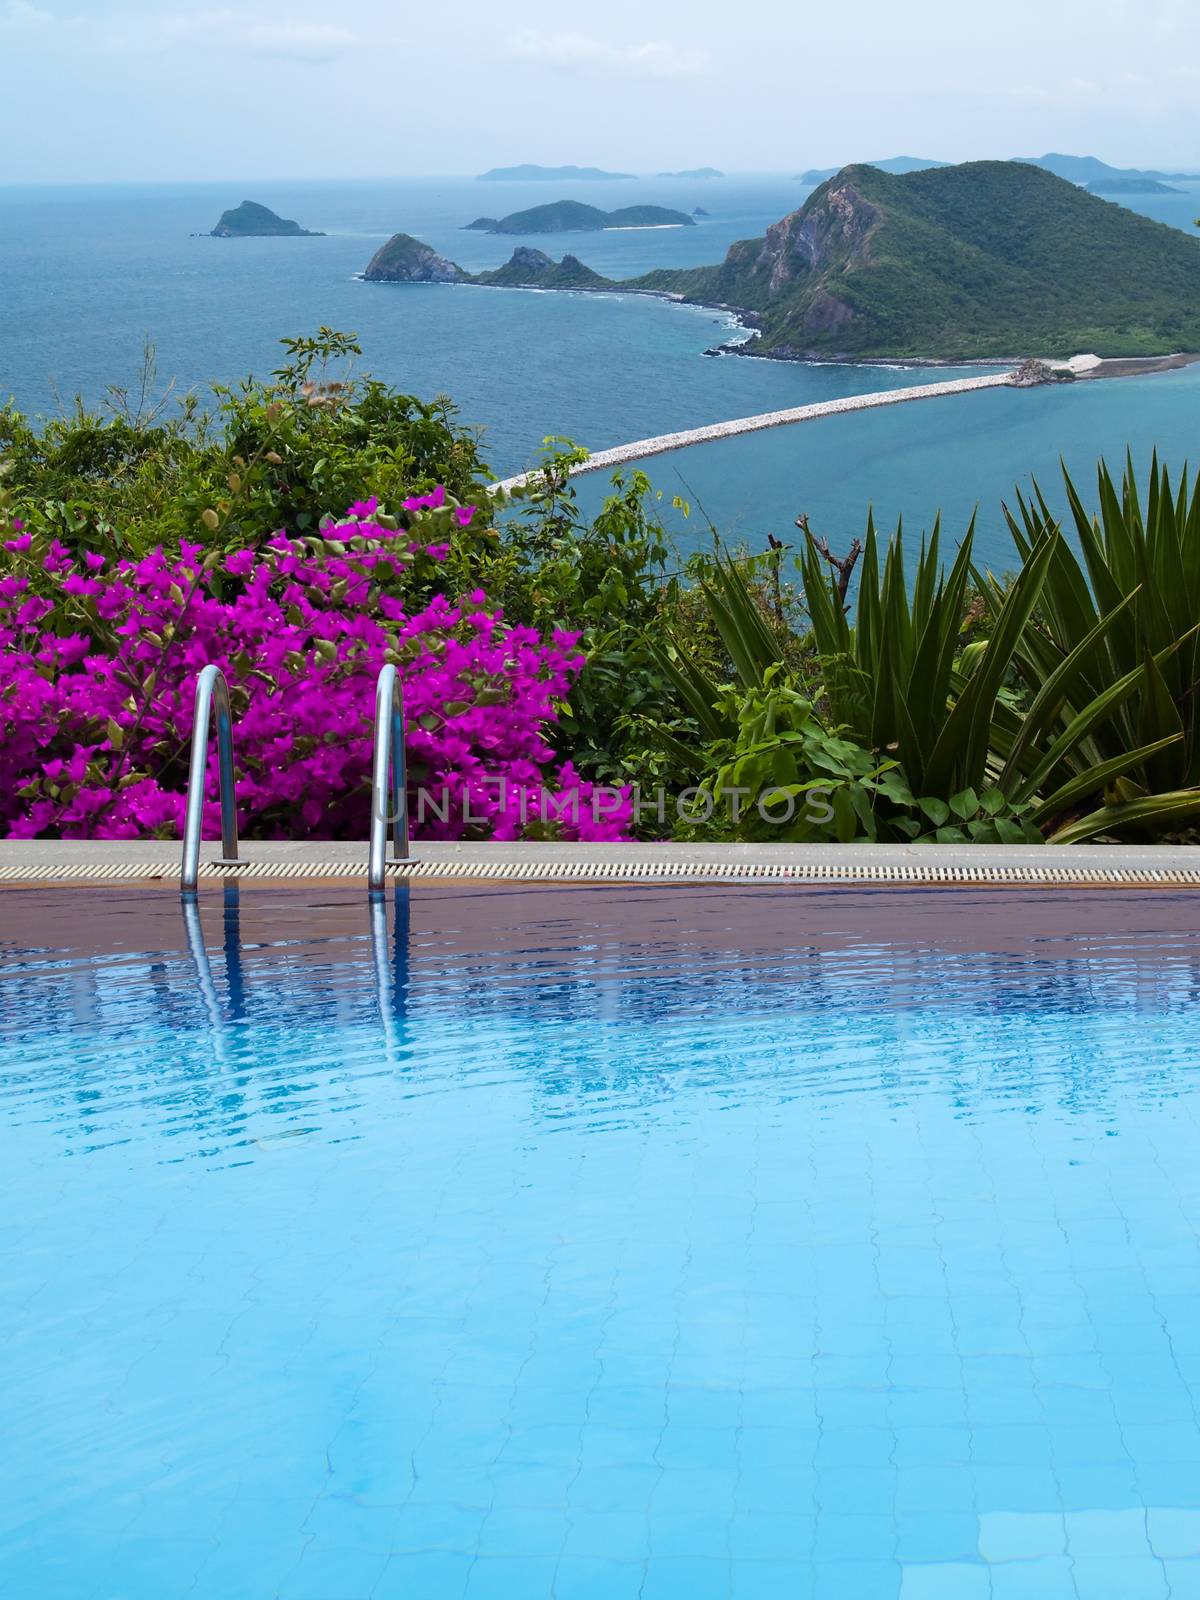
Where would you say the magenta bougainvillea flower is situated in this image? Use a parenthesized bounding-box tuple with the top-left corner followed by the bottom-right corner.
(0, 498, 630, 843)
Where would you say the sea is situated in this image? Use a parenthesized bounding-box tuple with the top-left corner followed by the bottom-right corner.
(2, 173, 1200, 572)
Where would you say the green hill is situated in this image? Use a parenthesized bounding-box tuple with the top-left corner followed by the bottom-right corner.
(210, 201, 323, 238)
(620, 160, 1200, 358)
(465, 200, 694, 234)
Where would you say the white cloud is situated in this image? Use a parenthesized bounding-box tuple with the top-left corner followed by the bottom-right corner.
(510, 29, 705, 80)
(1, 0, 60, 31)
(166, 10, 362, 63)
(0, 3, 364, 62)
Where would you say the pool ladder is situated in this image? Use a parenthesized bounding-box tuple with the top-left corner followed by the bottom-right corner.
(180, 663, 409, 899)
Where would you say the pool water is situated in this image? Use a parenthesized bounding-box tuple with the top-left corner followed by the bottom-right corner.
(3, 882, 1200, 1600)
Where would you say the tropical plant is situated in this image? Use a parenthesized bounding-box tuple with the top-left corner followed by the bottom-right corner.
(988, 453, 1200, 841)
(647, 505, 1190, 842)
(669, 666, 1044, 844)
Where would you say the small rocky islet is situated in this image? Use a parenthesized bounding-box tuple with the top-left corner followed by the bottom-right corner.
(361, 237, 607, 290)
(210, 201, 323, 238)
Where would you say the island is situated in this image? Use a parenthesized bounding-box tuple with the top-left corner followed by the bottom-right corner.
(693, 207, 711, 218)
(210, 201, 323, 238)
(657, 167, 723, 179)
(476, 164, 636, 182)
(1086, 177, 1182, 195)
(799, 153, 1200, 189)
(361, 237, 613, 290)
(472, 248, 612, 290)
(463, 201, 693, 233)
(612, 161, 1200, 359)
(361, 233, 465, 283)
(460, 200, 691, 233)
(798, 157, 948, 183)
(1015, 153, 1200, 184)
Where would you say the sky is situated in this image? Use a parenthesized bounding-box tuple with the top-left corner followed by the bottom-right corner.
(4, 0, 1200, 183)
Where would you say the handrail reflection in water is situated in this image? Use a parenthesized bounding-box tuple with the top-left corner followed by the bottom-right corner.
(182, 883, 246, 1067)
(182, 884, 410, 1062)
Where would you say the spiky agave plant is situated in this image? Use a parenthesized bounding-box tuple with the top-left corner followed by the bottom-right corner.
(989, 453, 1200, 841)
(648, 504, 1186, 843)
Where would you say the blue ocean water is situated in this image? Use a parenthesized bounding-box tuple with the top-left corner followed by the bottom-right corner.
(5, 883, 1200, 1599)
(2, 174, 1200, 568)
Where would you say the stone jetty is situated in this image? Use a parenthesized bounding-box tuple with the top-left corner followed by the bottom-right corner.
(491, 368, 1018, 493)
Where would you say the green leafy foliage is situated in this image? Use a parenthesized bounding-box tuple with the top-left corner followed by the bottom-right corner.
(988, 454, 1200, 838)
(639, 463, 1200, 844)
(0, 334, 686, 807)
(8, 333, 1200, 847)
(1, 329, 487, 559)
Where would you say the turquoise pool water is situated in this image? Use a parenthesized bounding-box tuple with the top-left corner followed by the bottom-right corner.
(3, 883, 1200, 1600)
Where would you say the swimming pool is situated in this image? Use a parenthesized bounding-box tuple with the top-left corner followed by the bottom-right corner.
(3, 882, 1200, 1600)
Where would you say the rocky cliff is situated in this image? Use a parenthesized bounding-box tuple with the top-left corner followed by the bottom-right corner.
(362, 234, 466, 283)
(473, 248, 613, 290)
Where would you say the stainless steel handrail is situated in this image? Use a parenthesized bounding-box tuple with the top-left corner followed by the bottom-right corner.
(180, 664, 239, 898)
(368, 663, 409, 898)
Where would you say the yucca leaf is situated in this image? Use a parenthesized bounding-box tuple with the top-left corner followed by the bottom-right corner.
(1011, 628, 1200, 805)
(1029, 734, 1184, 826)
(1048, 788, 1200, 845)
(1136, 645, 1186, 790)
(648, 640, 728, 743)
(923, 528, 1058, 796)
(999, 587, 1139, 789)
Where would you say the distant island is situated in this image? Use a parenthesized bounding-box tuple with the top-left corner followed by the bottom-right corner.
(463, 200, 694, 234)
(1015, 153, 1200, 184)
(657, 167, 723, 179)
(798, 156, 948, 183)
(476, 164, 636, 182)
(365, 162, 1200, 362)
(210, 201, 323, 238)
(798, 153, 1200, 189)
(1087, 177, 1182, 195)
(693, 207, 711, 218)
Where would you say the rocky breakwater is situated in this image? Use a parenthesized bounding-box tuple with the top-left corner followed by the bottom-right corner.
(492, 369, 1019, 492)
(1009, 358, 1075, 386)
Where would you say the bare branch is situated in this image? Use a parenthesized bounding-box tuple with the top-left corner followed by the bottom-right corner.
(796, 513, 862, 606)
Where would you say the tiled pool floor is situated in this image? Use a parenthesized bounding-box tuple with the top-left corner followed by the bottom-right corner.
(3, 884, 1200, 1599)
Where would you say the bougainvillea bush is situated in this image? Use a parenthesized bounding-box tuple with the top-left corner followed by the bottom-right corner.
(0, 494, 630, 842)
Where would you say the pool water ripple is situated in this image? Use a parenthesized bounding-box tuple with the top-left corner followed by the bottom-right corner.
(3, 883, 1200, 1599)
